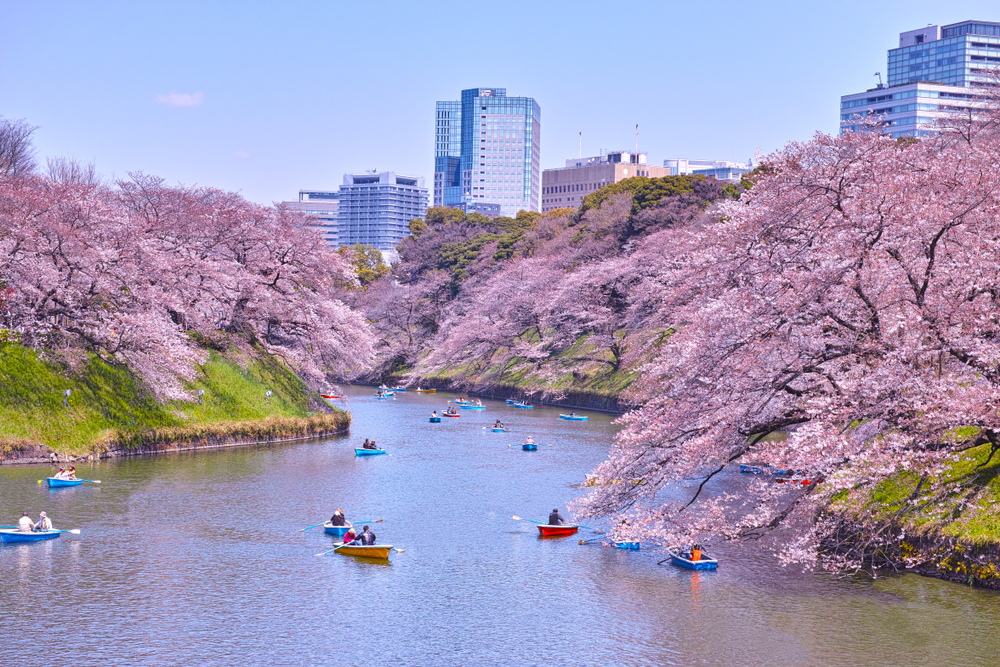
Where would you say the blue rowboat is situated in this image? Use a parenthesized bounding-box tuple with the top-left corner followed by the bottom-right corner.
(505, 399, 517, 404)
(522, 443, 538, 451)
(492, 428, 508, 433)
(0, 529, 61, 544)
(428, 417, 442, 423)
(324, 524, 351, 537)
(667, 549, 718, 570)
(460, 405, 485, 410)
(514, 403, 534, 409)
(739, 464, 768, 475)
(355, 449, 387, 457)
(46, 477, 83, 488)
(559, 414, 588, 421)
(615, 542, 640, 550)
(390, 387, 406, 392)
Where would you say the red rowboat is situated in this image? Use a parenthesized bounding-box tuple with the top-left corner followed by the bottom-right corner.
(321, 395, 343, 399)
(443, 412, 460, 418)
(537, 524, 579, 537)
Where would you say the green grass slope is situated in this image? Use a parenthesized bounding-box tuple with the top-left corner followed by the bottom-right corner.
(0, 343, 345, 456)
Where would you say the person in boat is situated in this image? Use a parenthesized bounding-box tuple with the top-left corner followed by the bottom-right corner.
(432, 410, 439, 418)
(330, 509, 348, 527)
(54, 467, 68, 480)
(363, 440, 378, 450)
(548, 508, 565, 526)
(67, 465, 77, 480)
(569, 411, 575, 417)
(525, 436, 535, 445)
(691, 544, 703, 561)
(342, 527, 357, 545)
(494, 419, 504, 429)
(34, 512, 52, 531)
(361, 438, 372, 449)
(475, 399, 482, 407)
(17, 511, 35, 532)
(357, 525, 376, 545)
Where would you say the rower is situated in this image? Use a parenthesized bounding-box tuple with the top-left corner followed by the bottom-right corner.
(475, 399, 482, 407)
(432, 410, 439, 418)
(342, 527, 357, 544)
(569, 411, 575, 417)
(17, 511, 35, 532)
(54, 467, 67, 480)
(548, 508, 565, 526)
(525, 436, 535, 445)
(67, 465, 77, 480)
(330, 508, 348, 527)
(494, 419, 504, 429)
(364, 440, 378, 450)
(361, 438, 372, 449)
(35, 512, 52, 531)
(357, 525, 377, 545)
(691, 544, 702, 562)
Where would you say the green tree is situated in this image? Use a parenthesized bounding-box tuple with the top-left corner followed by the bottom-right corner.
(338, 244, 389, 288)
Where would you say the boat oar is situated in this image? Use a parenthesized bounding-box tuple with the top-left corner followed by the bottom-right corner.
(579, 536, 604, 545)
(513, 515, 601, 533)
(55, 529, 82, 534)
(297, 522, 328, 533)
(352, 519, 384, 525)
(78, 479, 101, 484)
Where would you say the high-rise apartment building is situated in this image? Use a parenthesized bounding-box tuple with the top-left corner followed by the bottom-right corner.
(840, 20, 999, 137)
(336, 171, 428, 251)
(541, 151, 667, 213)
(434, 88, 540, 217)
(282, 190, 339, 248)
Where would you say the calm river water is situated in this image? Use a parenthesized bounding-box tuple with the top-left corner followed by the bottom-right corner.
(3, 387, 1000, 666)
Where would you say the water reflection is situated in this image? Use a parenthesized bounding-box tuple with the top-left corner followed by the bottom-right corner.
(2, 386, 999, 666)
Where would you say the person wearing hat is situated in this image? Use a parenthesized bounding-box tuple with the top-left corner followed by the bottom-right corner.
(17, 511, 35, 532)
(357, 524, 377, 546)
(67, 465, 77, 480)
(35, 512, 52, 531)
(329, 509, 348, 527)
(525, 436, 535, 445)
(548, 508, 565, 526)
(342, 527, 357, 545)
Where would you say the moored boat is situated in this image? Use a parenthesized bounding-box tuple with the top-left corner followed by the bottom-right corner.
(537, 523, 578, 537)
(0, 529, 61, 544)
(324, 524, 351, 537)
(666, 548, 718, 570)
(522, 443, 538, 451)
(334, 543, 393, 559)
(428, 417, 442, 423)
(45, 477, 83, 488)
(559, 414, 588, 421)
(355, 448, 387, 456)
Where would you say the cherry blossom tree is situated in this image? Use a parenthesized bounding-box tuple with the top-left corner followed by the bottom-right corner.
(574, 102, 1000, 569)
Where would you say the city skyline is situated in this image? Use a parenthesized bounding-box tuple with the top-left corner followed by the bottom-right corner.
(3, 1, 1000, 205)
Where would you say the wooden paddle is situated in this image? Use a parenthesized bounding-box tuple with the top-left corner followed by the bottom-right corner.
(37, 478, 101, 484)
(55, 529, 82, 534)
(298, 518, 382, 532)
(512, 515, 602, 533)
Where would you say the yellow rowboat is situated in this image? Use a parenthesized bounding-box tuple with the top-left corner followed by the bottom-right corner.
(335, 543, 393, 559)
(415, 388, 436, 393)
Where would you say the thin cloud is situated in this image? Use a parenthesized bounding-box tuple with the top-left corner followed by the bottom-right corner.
(155, 91, 204, 107)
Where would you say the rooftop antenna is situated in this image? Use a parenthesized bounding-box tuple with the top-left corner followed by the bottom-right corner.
(634, 124, 638, 163)
(875, 72, 884, 89)
(579, 131, 582, 159)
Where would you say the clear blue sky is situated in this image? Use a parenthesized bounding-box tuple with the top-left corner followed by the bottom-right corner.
(2, 0, 998, 204)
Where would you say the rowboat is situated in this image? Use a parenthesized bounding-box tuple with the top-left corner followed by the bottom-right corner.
(45, 477, 83, 488)
(335, 543, 393, 559)
(443, 412, 460, 418)
(522, 443, 538, 451)
(0, 529, 61, 544)
(513, 403, 534, 409)
(324, 524, 351, 537)
(375, 391, 394, 397)
(492, 428, 508, 433)
(776, 477, 814, 485)
(450, 399, 469, 405)
(460, 405, 485, 410)
(559, 414, 588, 421)
(321, 394, 343, 399)
(415, 388, 436, 393)
(428, 417, 442, 423)
(667, 548, 718, 570)
(390, 387, 406, 392)
(505, 399, 517, 404)
(615, 542, 640, 550)
(355, 448, 387, 456)
(537, 524, 578, 537)
(739, 463, 769, 474)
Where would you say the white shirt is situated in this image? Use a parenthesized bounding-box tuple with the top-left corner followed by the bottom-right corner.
(17, 516, 34, 532)
(36, 517, 52, 531)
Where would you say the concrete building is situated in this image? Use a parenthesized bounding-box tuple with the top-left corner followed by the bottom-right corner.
(541, 151, 667, 213)
(282, 190, 339, 248)
(840, 20, 999, 137)
(336, 171, 428, 251)
(435, 87, 541, 216)
(664, 158, 752, 183)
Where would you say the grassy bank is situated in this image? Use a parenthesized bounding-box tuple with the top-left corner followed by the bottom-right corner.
(0, 343, 345, 457)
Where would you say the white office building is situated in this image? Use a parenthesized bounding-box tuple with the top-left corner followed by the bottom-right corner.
(282, 190, 339, 248)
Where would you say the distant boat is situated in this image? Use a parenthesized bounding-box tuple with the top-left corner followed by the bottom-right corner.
(537, 524, 578, 537)
(513, 402, 534, 409)
(505, 399, 517, 404)
(375, 391, 394, 397)
(460, 405, 485, 410)
(739, 463, 769, 474)
(522, 443, 538, 451)
(415, 388, 436, 393)
(45, 477, 83, 488)
(443, 412, 460, 418)
(324, 524, 351, 537)
(666, 548, 718, 570)
(321, 394, 343, 399)
(428, 417, 442, 423)
(559, 414, 588, 421)
(0, 529, 61, 544)
(615, 542, 640, 550)
(355, 448, 387, 457)
(492, 428, 508, 433)
(390, 387, 406, 392)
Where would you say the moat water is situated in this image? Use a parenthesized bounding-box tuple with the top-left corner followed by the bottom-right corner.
(3, 387, 999, 666)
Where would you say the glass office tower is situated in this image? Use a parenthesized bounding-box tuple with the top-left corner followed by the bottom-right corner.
(434, 88, 540, 216)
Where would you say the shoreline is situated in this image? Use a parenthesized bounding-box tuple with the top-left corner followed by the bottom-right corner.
(369, 381, 631, 414)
